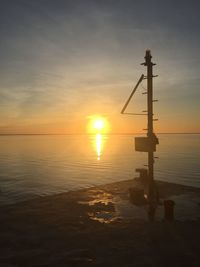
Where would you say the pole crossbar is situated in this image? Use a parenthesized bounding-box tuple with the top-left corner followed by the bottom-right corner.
(122, 113, 147, 116)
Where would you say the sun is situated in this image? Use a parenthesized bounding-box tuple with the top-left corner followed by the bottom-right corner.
(93, 119, 104, 131)
(87, 116, 110, 134)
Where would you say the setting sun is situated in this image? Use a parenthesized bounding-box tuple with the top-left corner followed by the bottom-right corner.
(93, 119, 104, 131)
(87, 116, 110, 134)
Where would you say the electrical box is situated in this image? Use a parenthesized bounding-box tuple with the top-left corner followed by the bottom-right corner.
(135, 135, 159, 152)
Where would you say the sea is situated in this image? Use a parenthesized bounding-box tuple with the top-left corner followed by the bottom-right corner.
(0, 134, 199, 205)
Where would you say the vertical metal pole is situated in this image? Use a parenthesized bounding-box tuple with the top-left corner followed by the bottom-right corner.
(145, 50, 154, 184)
(144, 50, 159, 220)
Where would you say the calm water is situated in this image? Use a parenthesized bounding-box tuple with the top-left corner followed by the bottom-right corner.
(0, 134, 199, 205)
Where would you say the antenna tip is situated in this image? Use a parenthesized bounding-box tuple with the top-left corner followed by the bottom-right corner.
(144, 49, 152, 62)
(145, 49, 151, 56)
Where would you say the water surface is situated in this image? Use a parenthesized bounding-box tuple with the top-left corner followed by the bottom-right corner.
(0, 134, 199, 204)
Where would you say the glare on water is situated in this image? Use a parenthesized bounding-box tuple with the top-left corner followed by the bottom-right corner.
(96, 134, 102, 160)
(92, 134, 107, 161)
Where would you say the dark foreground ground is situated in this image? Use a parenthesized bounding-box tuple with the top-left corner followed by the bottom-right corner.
(0, 179, 200, 267)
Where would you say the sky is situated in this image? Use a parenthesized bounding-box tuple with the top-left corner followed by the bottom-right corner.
(0, 0, 200, 134)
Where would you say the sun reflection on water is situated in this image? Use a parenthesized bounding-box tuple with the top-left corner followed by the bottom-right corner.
(96, 134, 102, 160)
(91, 134, 107, 161)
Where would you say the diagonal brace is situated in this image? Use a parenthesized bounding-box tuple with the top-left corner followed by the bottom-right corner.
(121, 74, 144, 114)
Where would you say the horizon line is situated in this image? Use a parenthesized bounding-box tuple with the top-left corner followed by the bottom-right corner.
(0, 132, 200, 136)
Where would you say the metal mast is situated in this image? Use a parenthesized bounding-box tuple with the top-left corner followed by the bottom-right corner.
(143, 50, 155, 185)
(121, 50, 159, 203)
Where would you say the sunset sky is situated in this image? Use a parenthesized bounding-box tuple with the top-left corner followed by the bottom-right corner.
(0, 0, 199, 134)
